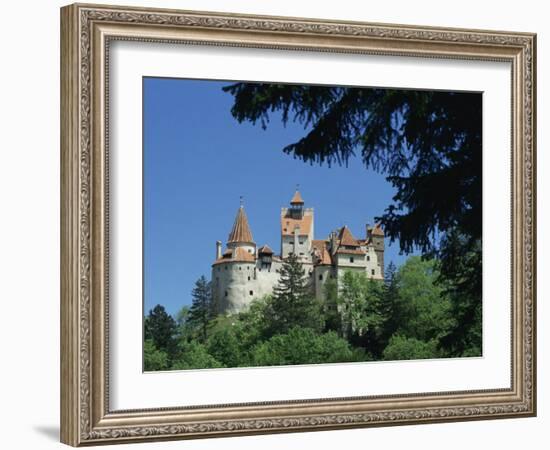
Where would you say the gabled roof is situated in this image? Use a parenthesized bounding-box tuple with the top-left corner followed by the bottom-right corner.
(312, 240, 332, 265)
(290, 190, 304, 205)
(258, 244, 274, 255)
(338, 226, 360, 247)
(228, 206, 254, 243)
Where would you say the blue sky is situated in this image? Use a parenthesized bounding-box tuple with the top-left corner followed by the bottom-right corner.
(144, 78, 415, 316)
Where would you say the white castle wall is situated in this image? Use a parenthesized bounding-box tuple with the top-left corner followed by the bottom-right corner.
(212, 261, 256, 314)
(313, 265, 333, 300)
(212, 259, 284, 314)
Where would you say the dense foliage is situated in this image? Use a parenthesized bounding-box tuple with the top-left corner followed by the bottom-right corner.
(144, 255, 481, 371)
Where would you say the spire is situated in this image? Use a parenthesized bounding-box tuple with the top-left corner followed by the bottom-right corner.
(290, 188, 304, 205)
(228, 203, 254, 244)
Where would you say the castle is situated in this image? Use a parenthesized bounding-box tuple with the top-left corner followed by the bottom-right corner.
(212, 190, 385, 314)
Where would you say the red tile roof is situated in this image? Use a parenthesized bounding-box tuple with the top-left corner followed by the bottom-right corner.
(290, 190, 304, 204)
(228, 206, 254, 243)
(312, 240, 332, 265)
(338, 226, 360, 247)
(212, 246, 256, 265)
(335, 248, 366, 255)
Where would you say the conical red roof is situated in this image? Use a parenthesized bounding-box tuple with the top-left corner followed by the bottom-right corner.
(290, 190, 304, 205)
(228, 206, 254, 243)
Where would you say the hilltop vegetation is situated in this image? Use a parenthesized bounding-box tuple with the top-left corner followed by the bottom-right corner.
(144, 254, 481, 371)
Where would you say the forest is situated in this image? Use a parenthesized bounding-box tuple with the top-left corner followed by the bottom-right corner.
(144, 254, 482, 371)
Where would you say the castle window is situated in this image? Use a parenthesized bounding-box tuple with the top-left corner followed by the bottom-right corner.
(299, 241, 304, 245)
(350, 257, 355, 263)
(248, 249, 251, 253)
(319, 274, 323, 281)
(367, 255, 370, 261)
(371, 269, 375, 275)
(224, 291, 228, 297)
(249, 290, 253, 296)
(248, 276, 251, 281)
(300, 252, 304, 256)
(224, 266, 227, 270)
(239, 266, 242, 270)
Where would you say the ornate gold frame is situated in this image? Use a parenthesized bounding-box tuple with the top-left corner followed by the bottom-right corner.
(60, 3, 537, 446)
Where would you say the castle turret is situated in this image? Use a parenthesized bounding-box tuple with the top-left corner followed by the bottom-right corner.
(227, 203, 256, 254)
(211, 201, 259, 314)
(281, 189, 314, 261)
(367, 223, 385, 277)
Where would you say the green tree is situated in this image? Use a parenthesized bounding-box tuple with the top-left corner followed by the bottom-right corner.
(206, 318, 246, 367)
(382, 335, 441, 361)
(322, 277, 342, 333)
(175, 305, 190, 328)
(187, 275, 215, 342)
(378, 262, 402, 346)
(436, 231, 482, 356)
(171, 341, 223, 370)
(144, 304, 177, 356)
(269, 254, 322, 335)
(396, 256, 454, 343)
(143, 339, 169, 371)
(232, 295, 273, 347)
(338, 271, 384, 342)
(251, 327, 363, 366)
(173, 305, 193, 341)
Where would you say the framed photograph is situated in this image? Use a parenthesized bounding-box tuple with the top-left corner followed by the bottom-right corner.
(60, 3, 537, 446)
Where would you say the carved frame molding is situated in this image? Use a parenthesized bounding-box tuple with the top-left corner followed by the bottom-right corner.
(60, 3, 536, 446)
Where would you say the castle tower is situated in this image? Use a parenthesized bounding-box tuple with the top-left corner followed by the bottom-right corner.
(367, 223, 385, 278)
(212, 202, 258, 314)
(280, 189, 314, 262)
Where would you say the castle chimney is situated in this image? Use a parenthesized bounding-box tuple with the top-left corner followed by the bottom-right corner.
(216, 240, 222, 259)
(330, 230, 337, 254)
(366, 223, 371, 240)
